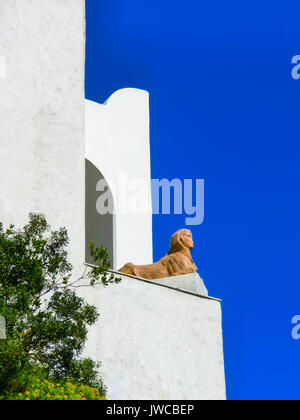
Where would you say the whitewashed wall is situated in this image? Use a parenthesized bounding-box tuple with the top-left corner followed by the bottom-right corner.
(0, 0, 86, 278)
(80, 273, 226, 400)
(85, 90, 153, 270)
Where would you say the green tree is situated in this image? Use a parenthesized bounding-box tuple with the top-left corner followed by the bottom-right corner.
(0, 213, 120, 398)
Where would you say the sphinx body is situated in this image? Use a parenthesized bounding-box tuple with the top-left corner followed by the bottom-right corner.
(119, 229, 197, 280)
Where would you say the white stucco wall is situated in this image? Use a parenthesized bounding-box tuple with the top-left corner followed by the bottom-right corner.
(0, 0, 86, 278)
(85, 90, 153, 270)
(80, 272, 226, 400)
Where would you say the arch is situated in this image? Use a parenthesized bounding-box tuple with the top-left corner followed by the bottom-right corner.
(85, 159, 116, 268)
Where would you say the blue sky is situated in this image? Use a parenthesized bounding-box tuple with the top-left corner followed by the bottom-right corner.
(85, 0, 300, 400)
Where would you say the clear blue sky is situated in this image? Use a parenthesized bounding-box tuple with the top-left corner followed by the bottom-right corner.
(85, 0, 300, 400)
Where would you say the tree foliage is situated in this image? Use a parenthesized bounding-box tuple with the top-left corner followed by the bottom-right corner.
(0, 213, 120, 397)
(5, 379, 107, 401)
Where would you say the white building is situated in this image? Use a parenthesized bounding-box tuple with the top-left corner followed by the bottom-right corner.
(0, 0, 226, 400)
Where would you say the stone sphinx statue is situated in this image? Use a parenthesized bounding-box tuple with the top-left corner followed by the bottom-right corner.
(119, 229, 197, 280)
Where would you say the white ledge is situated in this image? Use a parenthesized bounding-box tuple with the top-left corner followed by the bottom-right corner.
(84, 263, 222, 302)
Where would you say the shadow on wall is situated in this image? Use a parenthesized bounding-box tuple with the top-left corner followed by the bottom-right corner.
(85, 159, 115, 268)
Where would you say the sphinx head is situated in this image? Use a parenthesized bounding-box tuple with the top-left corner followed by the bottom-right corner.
(169, 229, 194, 254)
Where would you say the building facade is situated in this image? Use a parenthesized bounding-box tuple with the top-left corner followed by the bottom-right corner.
(0, 0, 226, 400)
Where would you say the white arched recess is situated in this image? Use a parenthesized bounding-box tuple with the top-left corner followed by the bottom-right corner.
(85, 89, 153, 270)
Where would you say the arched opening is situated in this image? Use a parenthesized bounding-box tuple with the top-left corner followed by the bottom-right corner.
(85, 159, 115, 268)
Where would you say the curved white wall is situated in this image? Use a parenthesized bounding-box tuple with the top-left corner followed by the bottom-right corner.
(85, 89, 153, 269)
